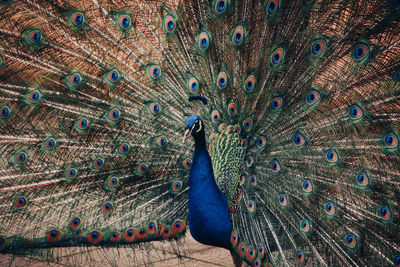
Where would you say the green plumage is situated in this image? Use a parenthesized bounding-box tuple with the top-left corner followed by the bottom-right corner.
(0, 0, 399, 266)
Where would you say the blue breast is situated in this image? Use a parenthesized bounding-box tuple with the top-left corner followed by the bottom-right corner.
(188, 138, 232, 250)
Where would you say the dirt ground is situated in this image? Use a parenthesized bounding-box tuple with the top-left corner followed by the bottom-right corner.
(0, 232, 235, 267)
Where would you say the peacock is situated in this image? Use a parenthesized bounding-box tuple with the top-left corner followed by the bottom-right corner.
(0, 0, 399, 266)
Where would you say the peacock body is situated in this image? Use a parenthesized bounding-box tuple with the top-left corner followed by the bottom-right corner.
(0, 0, 400, 266)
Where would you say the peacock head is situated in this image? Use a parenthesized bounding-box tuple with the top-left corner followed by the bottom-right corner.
(183, 115, 204, 142)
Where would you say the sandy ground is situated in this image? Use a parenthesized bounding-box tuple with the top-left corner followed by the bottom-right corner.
(0, 232, 236, 267)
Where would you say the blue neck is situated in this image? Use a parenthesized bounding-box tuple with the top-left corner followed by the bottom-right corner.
(188, 130, 232, 250)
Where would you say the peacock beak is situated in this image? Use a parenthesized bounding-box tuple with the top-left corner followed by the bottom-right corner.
(183, 128, 191, 143)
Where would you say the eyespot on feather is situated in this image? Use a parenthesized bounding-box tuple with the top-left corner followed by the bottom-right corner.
(271, 159, 281, 173)
(258, 244, 265, 258)
(383, 133, 399, 149)
(101, 201, 114, 214)
(231, 25, 245, 47)
(15, 196, 28, 209)
(244, 74, 256, 93)
(306, 89, 321, 106)
(27, 29, 44, 45)
(87, 231, 102, 244)
(70, 217, 81, 230)
(311, 39, 327, 56)
(356, 171, 369, 188)
(296, 250, 305, 264)
(148, 102, 161, 116)
(172, 219, 185, 233)
(256, 136, 267, 149)
(326, 149, 338, 164)
(163, 14, 176, 33)
(64, 167, 78, 181)
(214, 0, 228, 15)
(324, 201, 336, 216)
(242, 118, 253, 132)
(148, 65, 162, 80)
(106, 176, 120, 191)
(26, 90, 42, 104)
(71, 11, 86, 27)
(46, 229, 62, 242)
(156, 136, 168, 148)
(43, 137, 57, 151)
(348, 104, 363, 121)
(271, 47, 284, 65)
(353, 43, 370, 62)
(107, 69, 120, 83)
(14, 151, 28, 165)
(230, 231, 238, 246)
(237, 243, 246, 258)
(93, 157, 105, 170)
(250, 175, 257, 186)
(171, 180, 183, 194)
(183, 158, 192, 169)
(197, 31, 211, 52)
(378, 206, 392, 221)
(216, 71, 229, 91)
(109, 231, 122, 242)
(136, 162, 148, 175)
(271, 97, 282, 111)
(278, 194, 287, 207)
(266, 0, 279, 16)
(247, 200, 255, 212)
(227, 102, 238, 116)
(211, 110, 221, 123)
(302, 179, 313, 193)
(245, 246, 256, 262)
(75, 117, 89, 132)
(300, 219, 310, 233)
(293, 133, 305, 147)
(0, 104, 11, 119)
(147, 222, 157, 235)
(246, 155, 255, 167)
(187, 76, 200, 93)
(118, 14, 132, 30)
(124, 228, 136, 242)
(344, 233, 357, 249)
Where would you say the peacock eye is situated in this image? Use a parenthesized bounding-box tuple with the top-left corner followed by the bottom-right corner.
(243, 74, 256, 93)
(293, 133, 305, 146)
(198, 31, 211, 51)
(231, 25, 245, 47)
(271, 48, 284, 65)
(383, 133, 398, 149)
(271, 97, 282, 111)
(216, 71, 229, 90)
(187, 76, 200, 93)
(348, 105, 363, 120)
(30, 30, 42, 43)
(306, 89, 321, 105)
(71, 12, 86, 27)
(107, 69, 120, 83)
(227, 102, 238, 116)
(119, 15, 131, 29)
(353, 43, 370, 62)
(326, 149, 338, 164)
(164, 15, 176, 33)
(242, 118, 253, 131)
(148, 65, 162, 80)
(266, 0, 278, 15)
(0, 105, 11, 119)
(27, 90, 42, 104)
(311, 39, 327, 56)
(215, 0, 228, 14)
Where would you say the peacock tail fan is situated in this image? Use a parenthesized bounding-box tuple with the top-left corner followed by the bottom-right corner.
(0, 0, 399, 266)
